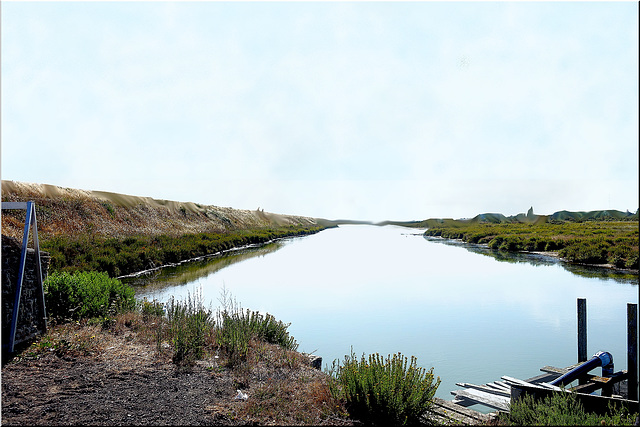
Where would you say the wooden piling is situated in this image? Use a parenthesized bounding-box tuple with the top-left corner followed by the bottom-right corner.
(628, 303, 638, 402)
(578, 298, 587, 363)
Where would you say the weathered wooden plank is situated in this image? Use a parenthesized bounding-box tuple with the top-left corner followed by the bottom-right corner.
(569, 370, 628, 394)
(526, 372, 560, 384)
(502, 376, 539, 388)
(456, 382, 511, 397)
(452, 396, 478, 407)
(493, 380, 511, 390)
(540, 364, 581, 375)
(485, 382, 511, 393)
(430, 397, 494, 425)
(451, 388, 510, 412)
(502, 376, 561, 391)
(536, 382, 563, 391)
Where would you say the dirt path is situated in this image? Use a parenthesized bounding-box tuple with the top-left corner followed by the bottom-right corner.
(1, 320, 350, 426)
(1, 330, 242, 426)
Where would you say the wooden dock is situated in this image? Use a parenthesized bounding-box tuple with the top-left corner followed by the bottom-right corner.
(427, 361, 635, 425)
(427, 397, 497, 425)
(426, 299, 639, 425)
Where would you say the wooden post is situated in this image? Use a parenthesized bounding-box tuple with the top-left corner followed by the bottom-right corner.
(578, 298, 587, 363)
(628, 303, 638, 402)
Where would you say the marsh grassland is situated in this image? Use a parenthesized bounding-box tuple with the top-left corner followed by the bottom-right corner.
(424, 220, 638, 271)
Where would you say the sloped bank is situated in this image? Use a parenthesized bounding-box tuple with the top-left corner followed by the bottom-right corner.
(1, 181, 330, 277)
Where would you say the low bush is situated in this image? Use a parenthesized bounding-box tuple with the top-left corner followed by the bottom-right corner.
(44, 271, 136, 321)
(139, 297, 165, 319)
(216, 307, 298, 367)
(559, 239, 610, 264)
(504, 391, 638, 425)
(151, 288, 298, 368)
(329, 351, 440, 425)
(165, 291, 214, 365)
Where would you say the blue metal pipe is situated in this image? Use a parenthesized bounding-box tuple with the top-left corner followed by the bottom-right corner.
(550, 351, 614, 387)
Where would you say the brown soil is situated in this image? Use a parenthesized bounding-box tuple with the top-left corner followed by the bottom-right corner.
(1, 315, 355, 426)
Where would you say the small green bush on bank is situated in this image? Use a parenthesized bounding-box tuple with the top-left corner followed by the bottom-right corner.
(165, 292, 214, 365)
(503, 391, 639, 426)
(147, 288, 299, 368)
(41, 270, 299, 369)
(216, 307, 299, 367)
(212, 288, 298, 367)
(329, 351, 440, 425)
(44, 271, 136, 321)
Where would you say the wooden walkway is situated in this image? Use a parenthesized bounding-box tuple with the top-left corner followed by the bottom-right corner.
(428, 397, 496, 425)
(427, 298, 638, 424)
(427, 361, 634, 425)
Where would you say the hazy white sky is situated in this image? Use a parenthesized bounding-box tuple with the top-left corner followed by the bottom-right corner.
(2, 1, 638, 221)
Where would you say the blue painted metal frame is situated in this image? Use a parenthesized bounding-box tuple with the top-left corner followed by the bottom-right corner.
(1, 201, 47, 353)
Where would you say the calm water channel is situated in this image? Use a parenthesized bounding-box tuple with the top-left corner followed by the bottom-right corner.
(129, 225, 639, 407)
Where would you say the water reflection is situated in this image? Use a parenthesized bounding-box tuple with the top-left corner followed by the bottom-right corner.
(129, 225, 638, 407)
(423, 236, 638, 285)
(124, 241, 283, 292)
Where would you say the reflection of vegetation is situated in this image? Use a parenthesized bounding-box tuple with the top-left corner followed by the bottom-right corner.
(425, 221, 638, 270)
(123, 242, 283, 290)
(425, 237, 638, 284)
(561, 263, 639, 284)
(425, 237, 558, 267)
(42, 225, 325, 277)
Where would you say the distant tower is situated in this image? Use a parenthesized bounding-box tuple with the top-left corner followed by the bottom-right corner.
(527, 206, 534, 218)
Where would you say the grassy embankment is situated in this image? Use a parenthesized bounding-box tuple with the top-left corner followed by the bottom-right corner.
(42, 226, 326, 277)
(1, 181, 329, 277)
(423, 220, 639, 270)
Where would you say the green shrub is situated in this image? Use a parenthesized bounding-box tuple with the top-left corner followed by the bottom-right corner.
(158, 288, 298, 367)
(216, 307, 298, 367)
(165, 291, 214, 366)
(499, 236, 523, 251)
(44, 271, 136, 321)
(329, 351, 440, 425)
(505, 391, 638, 425)
(625, 253, 639, 269)
(139, 297, 165, 319)
(545, 240, 562, 251)
(559, 239, 609, 264)
(488, 236, 503, 249)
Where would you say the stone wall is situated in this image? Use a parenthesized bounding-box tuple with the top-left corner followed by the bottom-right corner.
(2, 235, 50, 351)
